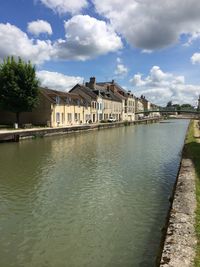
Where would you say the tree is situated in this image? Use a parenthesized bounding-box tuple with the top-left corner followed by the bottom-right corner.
(0, 57, 39, 124)
(166, 101, 172, 107)
(180, 104, 194, 110)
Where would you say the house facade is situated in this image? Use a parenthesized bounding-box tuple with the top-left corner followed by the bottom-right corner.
(0, 87, 91, 127)
(135, 97, 145, 119)
(0, 78, 161, 127)
(70, 83, 102, 123)
(71, 78, 123, 122)
(97, 80, 135, 121)
(41, 88, 91, 127)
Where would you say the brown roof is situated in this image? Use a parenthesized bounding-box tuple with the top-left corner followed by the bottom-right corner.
(96, 81, 135, 100)
(39, 87, 87, 106)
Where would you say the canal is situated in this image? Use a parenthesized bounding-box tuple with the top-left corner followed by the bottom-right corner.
(0, 119, 189, 267)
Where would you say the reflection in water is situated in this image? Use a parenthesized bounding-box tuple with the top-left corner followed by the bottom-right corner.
(0, 120, 189, 267)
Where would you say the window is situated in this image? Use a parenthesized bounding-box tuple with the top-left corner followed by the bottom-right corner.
(66, 98, 71, 105)
(56, 112, 60, 122)
(67, 113, 72, 122)
(56, 96, 60, 105)
(92, 102, 97, 109)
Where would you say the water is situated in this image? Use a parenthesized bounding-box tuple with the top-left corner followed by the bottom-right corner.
(0, 119, 189, 267)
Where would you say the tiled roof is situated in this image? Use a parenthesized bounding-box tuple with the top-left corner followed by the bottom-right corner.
(69, 84, 98, 101)
(96, 81, 134, 99)
(39, 87, 86, 106)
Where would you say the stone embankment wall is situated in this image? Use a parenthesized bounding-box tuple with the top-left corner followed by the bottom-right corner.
(0, 118, 160, 142)
(160, 158, 197, 266)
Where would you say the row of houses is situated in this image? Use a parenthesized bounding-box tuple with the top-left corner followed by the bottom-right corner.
(0, 77, 160, 127)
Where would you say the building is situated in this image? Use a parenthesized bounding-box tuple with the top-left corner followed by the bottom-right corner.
(140, 95, 151, 111)
(39, 88, 91, 127)
(71, 77, 123, 122)
(97, 80, 135, 121)
(0, 87, 91, 127)
(135, 97, 145, 119)
(70, 83, 102, 123)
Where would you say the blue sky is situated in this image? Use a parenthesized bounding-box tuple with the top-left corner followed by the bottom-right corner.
(0, 0, 200, 106)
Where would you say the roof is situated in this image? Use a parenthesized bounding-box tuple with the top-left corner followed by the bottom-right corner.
(93, 88, 122, 102)
(69, 84, 98, 101)
(70, 84, 122, 103)
(39, 87, 87, 106)
(97, 81, 135, 100)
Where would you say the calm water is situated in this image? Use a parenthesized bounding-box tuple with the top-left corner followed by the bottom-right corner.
(0, 120, 189, 267)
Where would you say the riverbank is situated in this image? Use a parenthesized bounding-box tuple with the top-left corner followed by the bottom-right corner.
(0, 117, 161, 142)
(160, 120, 200, 266)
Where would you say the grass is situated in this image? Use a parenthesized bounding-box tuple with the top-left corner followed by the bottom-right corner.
(183, 120, 200, 266)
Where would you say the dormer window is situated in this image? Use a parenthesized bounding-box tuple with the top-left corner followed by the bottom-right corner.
(66, 98, 71, 105)
(56, 96, 60, 105)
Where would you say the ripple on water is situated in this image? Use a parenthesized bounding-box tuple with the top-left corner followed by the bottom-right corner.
(0, 119, 189, 267)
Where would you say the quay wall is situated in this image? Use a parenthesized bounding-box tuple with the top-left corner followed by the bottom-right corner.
(159, 123, 197, 267)
(0, 118, 161, 142)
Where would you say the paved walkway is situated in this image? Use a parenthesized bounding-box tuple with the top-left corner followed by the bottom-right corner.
(0, 123, 96, 134)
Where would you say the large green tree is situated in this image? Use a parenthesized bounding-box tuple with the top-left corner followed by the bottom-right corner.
(0, 57, 39, 124)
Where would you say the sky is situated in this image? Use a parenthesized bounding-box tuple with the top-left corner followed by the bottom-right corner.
(1, 0, 200, 106)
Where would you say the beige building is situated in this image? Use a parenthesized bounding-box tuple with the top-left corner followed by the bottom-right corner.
(97, 80, 135, 121)
(0, 87, 91, 127)
(140, 95, 151, 111)
(70, 83, 102, 123)
(135, 97, 145, 119)
(71, 78, 123, 122)
(40, 88, 91, 127)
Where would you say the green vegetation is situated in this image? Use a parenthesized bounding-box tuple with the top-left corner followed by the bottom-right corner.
(166, 101, 195, 111)
(0, 57, 39, 124)
(184, 121, 200, 266)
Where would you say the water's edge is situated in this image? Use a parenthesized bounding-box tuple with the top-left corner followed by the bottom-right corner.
(0, 118, 161, 142)
(158, 121, 197, 266)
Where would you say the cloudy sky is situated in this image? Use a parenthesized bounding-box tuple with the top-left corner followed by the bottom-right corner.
(1, 0, 200, 106)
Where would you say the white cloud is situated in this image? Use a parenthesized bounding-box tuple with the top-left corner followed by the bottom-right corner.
(38, 0, 88, 15)
(0, 18, 122, 64)
(0, 23, 53, 64)
(142, 49, 153, 54)
(37, 70, 83, 91)
(53, 15, 123, 61)
(191, 53, 200, 64)
(93, 0, 200, 50)
(116, 57, 121, 63)
(27, 20, 52, 36)
(114, 57, 128, 76)
(115, 64, 128, 75)
(130, 66, 200, 106)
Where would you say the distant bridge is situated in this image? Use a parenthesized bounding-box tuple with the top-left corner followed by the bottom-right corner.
(135, 109, 200, 115)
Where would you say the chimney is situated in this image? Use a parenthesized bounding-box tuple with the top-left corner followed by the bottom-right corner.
(110, 84, 116, 93)
(88, 77, 96, 89)
(111, 79, 115, 84)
